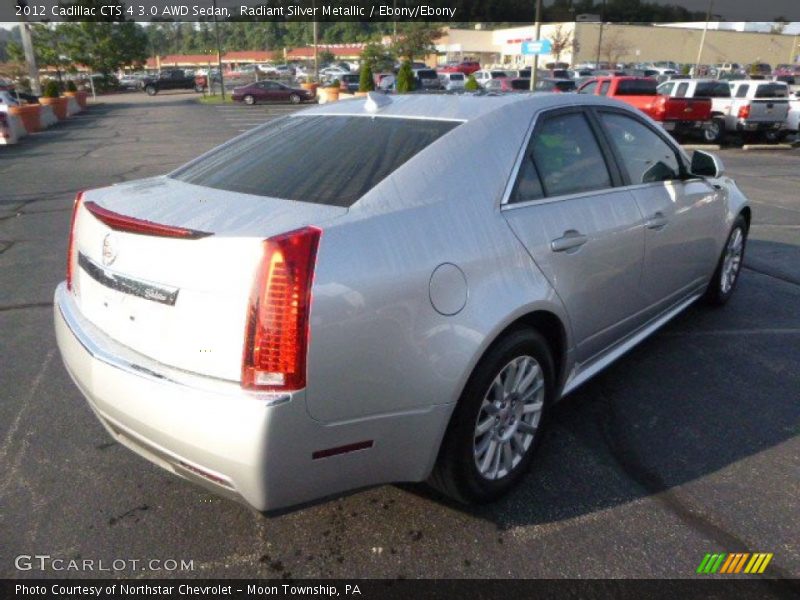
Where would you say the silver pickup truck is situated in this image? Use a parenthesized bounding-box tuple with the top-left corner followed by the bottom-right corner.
(657, 79, 790, 143)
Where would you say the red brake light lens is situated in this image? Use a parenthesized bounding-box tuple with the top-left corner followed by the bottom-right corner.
(242, 226, 322, 391)
(66, 191, 84, 291)
(738, 105, 751, 120)
(83, 201, 212, 239)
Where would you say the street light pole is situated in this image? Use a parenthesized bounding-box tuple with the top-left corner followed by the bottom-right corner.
(16, 1, 41, 96)
(595, 0, 606, 69)
(530, 0, 543, 91)
(212, 0, 225, 100)
(695, 0, 714, 76)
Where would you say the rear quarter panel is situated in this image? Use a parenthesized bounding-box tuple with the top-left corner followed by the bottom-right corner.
(305, 101, 568, 424)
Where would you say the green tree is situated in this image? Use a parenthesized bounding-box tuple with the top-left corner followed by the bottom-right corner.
(464, 74, 479, 91)
(318, 50, 335, 66)
(358, 63, 374, 92)
(360, 42, 395, 73)
(61, 21, 148, 75)
(392, 24, 443, 62)
(396, 60, 415, 93)
(8, 24, 72, 81)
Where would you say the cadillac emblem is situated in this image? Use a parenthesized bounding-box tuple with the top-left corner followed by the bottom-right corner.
(101, 233, 118, 266)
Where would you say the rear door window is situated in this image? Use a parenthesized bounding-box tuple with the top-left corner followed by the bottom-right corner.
(529, 112, 612, 198)
(172, 116, 459, 207)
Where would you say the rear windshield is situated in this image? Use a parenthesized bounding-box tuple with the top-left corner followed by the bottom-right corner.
(449, 73, 464, 80)
(695, 82, 731, 98)
(555, 80, 577, 91)
(617, 79, 658, 95)
(755, 84, 788, 98)
(416, 70, 437, 79)
(171, 116, 459, 207)
(512, 79, 532, 90)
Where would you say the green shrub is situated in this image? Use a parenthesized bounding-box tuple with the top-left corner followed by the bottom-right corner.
(396, 60, 415, 93)
(359, 63, 375, 92)
(43, 80, 60, 98)
(464, 74, 479, 91)
(66, 80, 78, 92)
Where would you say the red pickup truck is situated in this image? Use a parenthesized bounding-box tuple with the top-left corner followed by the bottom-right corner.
(578, 76, 712, 138)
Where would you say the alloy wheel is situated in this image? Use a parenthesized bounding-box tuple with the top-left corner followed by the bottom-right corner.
(473, 355, 544, 481)
(721, 227, 744, 294)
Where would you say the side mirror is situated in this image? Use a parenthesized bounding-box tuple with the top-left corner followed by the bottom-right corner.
(691, 150, 725, 178)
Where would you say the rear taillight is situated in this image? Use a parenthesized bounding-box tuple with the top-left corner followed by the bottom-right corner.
(738, 105, 751, 120)
(242, 226, 321, 391)
(66, 191, 84, 291)
(654, 96, 668, 120)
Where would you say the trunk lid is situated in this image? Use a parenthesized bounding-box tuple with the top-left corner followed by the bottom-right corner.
(70, 177, 346, 381)
(663, 97, 712, 121)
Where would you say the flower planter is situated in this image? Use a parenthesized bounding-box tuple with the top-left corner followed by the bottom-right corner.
(8, 104, 41, 133)
(65, 90, 89, 110)
(40, 97, 69, 120)
(319, 87, 339, 103)
(301, 82, 318, 98)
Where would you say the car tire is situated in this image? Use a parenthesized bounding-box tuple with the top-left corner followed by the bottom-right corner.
(763, 129, 785, 144)
(289, 93, 301, 104)
(703, 118, 725, 144)
(145, 85, 157, 96)
(703, 214, 748, 306)
(429, 328, 554, 504)
(243, 95, 255, 106)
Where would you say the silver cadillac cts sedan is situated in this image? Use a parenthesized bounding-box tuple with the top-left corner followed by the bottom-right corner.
(54, 93, 750, 511)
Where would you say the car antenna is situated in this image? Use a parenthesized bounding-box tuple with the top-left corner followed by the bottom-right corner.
(365, 92, 391, 113)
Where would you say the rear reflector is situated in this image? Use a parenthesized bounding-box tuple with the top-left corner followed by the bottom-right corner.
(241, 226, 321, 392)
(312, 441, 374, 460)
(66, 191, 84, 291)
(84, 201, 212, 239)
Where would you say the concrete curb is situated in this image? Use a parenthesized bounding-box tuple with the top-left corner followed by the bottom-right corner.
(742, 144, 795, 151)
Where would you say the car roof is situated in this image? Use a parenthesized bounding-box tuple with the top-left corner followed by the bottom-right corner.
(295, 93, 637, 123)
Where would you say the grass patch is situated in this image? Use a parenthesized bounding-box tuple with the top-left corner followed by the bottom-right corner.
(197, 94, 236, 105)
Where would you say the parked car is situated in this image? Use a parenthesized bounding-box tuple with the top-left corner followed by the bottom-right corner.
(142, 69, 203, 95)
(438, 72, 466, 91)
(787, 90, 800, 137)
(499, 78, 532, 92)
(118, 74, 142, 90)
(55, 93, 750, 512)
(579, 76, 712, 139)
(745, 63, 772, 77)
(338, 73, 360, 93)
(438, 61, 481, 75)
(231, 80, 313, 105)
(320, 66, 349, 81)
(474, 69, 509, 89)
(726, 80, 791, 142)
(534, 78, 577, 93)
(413, 68, 442, 91)
(658, 79, 733, 143)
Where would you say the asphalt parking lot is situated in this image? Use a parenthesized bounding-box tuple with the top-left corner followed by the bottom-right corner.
(0, 92, 798, 582)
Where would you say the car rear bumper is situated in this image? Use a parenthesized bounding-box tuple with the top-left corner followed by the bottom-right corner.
(662, 120, 711, 134)
(736, 120, 783, 131)
(54, 283, 450, 511)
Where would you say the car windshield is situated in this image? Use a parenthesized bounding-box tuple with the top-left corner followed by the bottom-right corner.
(450, 73, 464, 80)
(417, 70, 437, 79)
(171, 116, 459, 207)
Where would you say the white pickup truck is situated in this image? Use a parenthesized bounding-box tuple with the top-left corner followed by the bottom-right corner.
(787, 89, 800, 137)
(657, 78, 790, 142)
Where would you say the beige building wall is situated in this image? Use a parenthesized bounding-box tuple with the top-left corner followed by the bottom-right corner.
(573, 23, 799, 67)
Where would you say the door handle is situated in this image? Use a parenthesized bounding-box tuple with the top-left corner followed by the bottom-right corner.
(551, 230, 588, 253)
(645, 212, 669, 230)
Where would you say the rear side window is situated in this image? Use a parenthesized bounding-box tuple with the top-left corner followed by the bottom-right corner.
(755, 84, 787, 98)
(695, 82, 731, 98)
(735, 85, 749, 98)
(527, 112, 612, 198)
(579, 81, 598, 94)
(599, 81, 611, 95)
(599, 112, 681, 184)
(172, 116, 458, 207)
(675, 82, 689, 97)
(617, 79, 658, 95)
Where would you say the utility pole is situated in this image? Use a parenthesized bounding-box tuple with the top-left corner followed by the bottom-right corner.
(595, 0, 606, 69)
(530, 0, 543, 91)
(695, 0, 714, 76)
(313, 0, 319, 81)
(212, 0, 225, 100)
(16, 2, 41, 96)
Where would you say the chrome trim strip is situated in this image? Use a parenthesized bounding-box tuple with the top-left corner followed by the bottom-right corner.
(562, 291, 702, 396)
(78, 252, 179, 306)
(55, 283, 291, 406)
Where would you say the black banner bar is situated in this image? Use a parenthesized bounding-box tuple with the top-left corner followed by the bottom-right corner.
(3, 579, 800, 600)
(5, 0, 800, 23)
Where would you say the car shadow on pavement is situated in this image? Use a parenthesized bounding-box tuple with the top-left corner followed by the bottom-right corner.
(404, 243, 800, 530)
